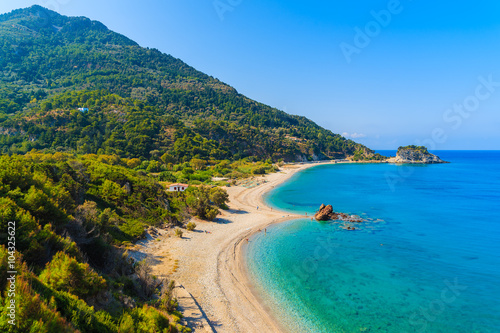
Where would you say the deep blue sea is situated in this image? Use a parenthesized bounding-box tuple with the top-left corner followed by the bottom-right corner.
(246, 151, 500, 333)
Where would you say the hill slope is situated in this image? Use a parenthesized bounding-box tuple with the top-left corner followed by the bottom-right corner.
(0, 5, 382, 161)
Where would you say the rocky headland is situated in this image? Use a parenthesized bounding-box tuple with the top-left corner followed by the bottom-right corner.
(386, 145, 448, 164)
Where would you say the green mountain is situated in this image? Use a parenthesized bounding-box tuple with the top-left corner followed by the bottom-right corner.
(0, 5, 383, 162)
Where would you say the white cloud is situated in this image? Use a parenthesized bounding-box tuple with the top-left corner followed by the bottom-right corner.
(351, 133, 366, 139)
(342, 132, 366, 139)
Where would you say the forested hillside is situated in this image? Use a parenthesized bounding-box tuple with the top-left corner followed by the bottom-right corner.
(0, 5, 383, 161)
(0, 152, 214, 332)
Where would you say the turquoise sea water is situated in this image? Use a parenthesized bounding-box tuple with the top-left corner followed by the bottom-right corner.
(246, 151, 500, 333)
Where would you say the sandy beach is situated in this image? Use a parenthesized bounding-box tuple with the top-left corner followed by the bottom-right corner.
(131, 162, 325, 332)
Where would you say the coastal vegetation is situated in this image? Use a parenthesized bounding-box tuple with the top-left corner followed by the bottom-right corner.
(0, 152, 198, 332)
(397, 145, 429, 155)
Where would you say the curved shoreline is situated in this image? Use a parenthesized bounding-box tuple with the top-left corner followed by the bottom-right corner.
(137, 162, 327, 332)
(214, 162, 326, 332)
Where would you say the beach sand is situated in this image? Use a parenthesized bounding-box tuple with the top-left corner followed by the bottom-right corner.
(133, 162, 325, 332)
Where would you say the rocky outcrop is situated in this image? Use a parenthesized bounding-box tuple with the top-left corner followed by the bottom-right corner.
(314, 204, 364, 222)
(387, 146, 448, 164)
(315, 204, 334, 221)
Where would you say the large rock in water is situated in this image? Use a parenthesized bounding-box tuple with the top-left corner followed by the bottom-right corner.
(315, 204, 335, 221)
(388, 145, 448, 164)
(314, 204, 364, 222)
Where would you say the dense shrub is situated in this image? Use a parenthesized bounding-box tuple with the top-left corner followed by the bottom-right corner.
(39, 252, 107, 299)
(209, 187, 229, 209)
(0, 247, 74, 333)
(174, 228, 183, 238)
(186, 222, 196, 231)
(184, 185, 227, 221)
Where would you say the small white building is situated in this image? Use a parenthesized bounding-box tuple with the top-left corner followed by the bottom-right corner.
(168, 183, 189, 192)
(78, 107, 89, 112)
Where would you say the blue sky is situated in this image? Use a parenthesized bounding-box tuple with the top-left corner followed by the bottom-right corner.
(2, 0, 500, 149)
